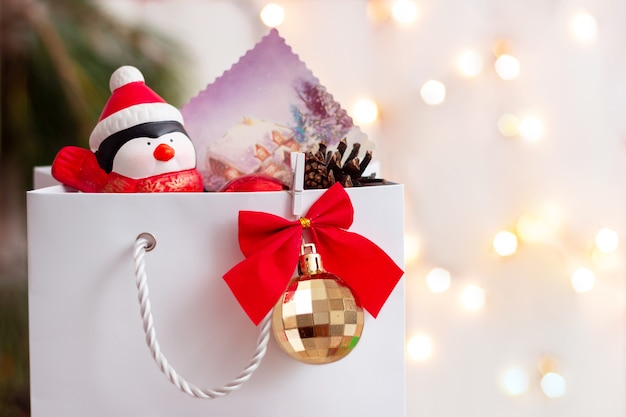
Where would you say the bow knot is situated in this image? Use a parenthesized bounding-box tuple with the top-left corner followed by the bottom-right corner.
(223, 183, 404, 325)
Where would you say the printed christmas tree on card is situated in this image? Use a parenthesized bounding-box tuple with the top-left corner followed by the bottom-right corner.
(181, 29, 373, 191)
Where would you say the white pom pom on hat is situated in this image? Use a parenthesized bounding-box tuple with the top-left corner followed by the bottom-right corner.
(89, 65, 184, 151)
(109, 65, 145, 91)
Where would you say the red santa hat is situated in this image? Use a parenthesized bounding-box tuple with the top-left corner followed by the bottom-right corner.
(89, 65, 184, 151)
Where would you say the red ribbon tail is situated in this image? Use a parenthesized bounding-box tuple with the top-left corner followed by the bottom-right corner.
(313, 228, 404, 318)
(223, 226, 302, 325)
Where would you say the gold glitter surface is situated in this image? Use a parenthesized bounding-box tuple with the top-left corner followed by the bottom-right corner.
(272, 273, 364, 364)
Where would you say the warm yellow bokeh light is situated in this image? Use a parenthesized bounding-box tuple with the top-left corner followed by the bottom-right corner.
(426, 267, 451, 293)
(494, 54, 520, 80)
(518, 116, 544, 142)
(538, 355, 560, 376)
(571, 267, 595, 293)
(493, 231, 518, 256)
(595, 228, 619, 253)
(492, 38, 513, 57)
(500, 367, 529, 396)
(516, 204, 562, 243)
(260, 3, 285, 28)
(404, 233, 421, 265)
(391, 0, 419, 24)
(591, 248, 620, 270)
(420, 80, 446, 105)
(457, 50, 484, 78)
(570, 12, 598, 43)
(497, 113, 520, 137)
(540, 372, 566, 398)
(366, 0, 391, 23)
(407, 334, 433, 361)
(352, 98, 379, 125)
(460, 285, 486, 311)
(516, 215, 548, 242)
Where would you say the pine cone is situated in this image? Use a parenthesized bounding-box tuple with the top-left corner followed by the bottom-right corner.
(304, 149, 332, 189)
(303, 139, 373, 189)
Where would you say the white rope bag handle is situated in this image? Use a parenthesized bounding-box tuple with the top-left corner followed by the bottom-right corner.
(133, 232, 271, 399)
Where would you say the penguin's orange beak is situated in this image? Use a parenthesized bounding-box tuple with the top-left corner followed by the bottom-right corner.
(153, 143, 175, 161)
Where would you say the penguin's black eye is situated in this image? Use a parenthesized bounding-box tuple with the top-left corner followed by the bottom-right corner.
(147, 141, 151, 146)
(169, 138, 174, 143)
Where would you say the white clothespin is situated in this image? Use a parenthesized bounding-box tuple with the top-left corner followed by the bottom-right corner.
(290, 152, 305, 217)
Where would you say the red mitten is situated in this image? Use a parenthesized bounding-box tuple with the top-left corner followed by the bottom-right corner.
(51, 146, 109, 192)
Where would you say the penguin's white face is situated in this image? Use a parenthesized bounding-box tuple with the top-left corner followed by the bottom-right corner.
(112, 132, 197, 179)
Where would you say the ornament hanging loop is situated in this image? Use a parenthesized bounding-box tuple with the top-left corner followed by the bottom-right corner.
(298, 243, 324, 275)
(300, 242, 317, 255)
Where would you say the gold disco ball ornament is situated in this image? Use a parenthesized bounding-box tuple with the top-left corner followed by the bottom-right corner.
(272, 243, 364, 364)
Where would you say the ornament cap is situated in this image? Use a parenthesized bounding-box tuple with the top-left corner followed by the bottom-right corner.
(299, 243, 324, 275)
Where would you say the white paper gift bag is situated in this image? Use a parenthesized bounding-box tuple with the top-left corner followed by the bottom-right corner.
(27, 183, 405, 417)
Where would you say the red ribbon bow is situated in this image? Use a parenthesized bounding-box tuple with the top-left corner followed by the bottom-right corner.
(223, 183, 404, 325)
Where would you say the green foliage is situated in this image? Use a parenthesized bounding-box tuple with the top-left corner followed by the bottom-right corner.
(0, 280, 29, 416)
(1, 0, 188, 189)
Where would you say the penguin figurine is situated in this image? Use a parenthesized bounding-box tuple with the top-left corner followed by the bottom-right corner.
(52, 65, 204, 193)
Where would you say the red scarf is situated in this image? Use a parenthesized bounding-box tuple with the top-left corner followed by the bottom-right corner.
(102, 169, 204, 192)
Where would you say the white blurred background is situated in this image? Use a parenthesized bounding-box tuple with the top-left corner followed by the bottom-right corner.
(96, 0, 626, 415)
